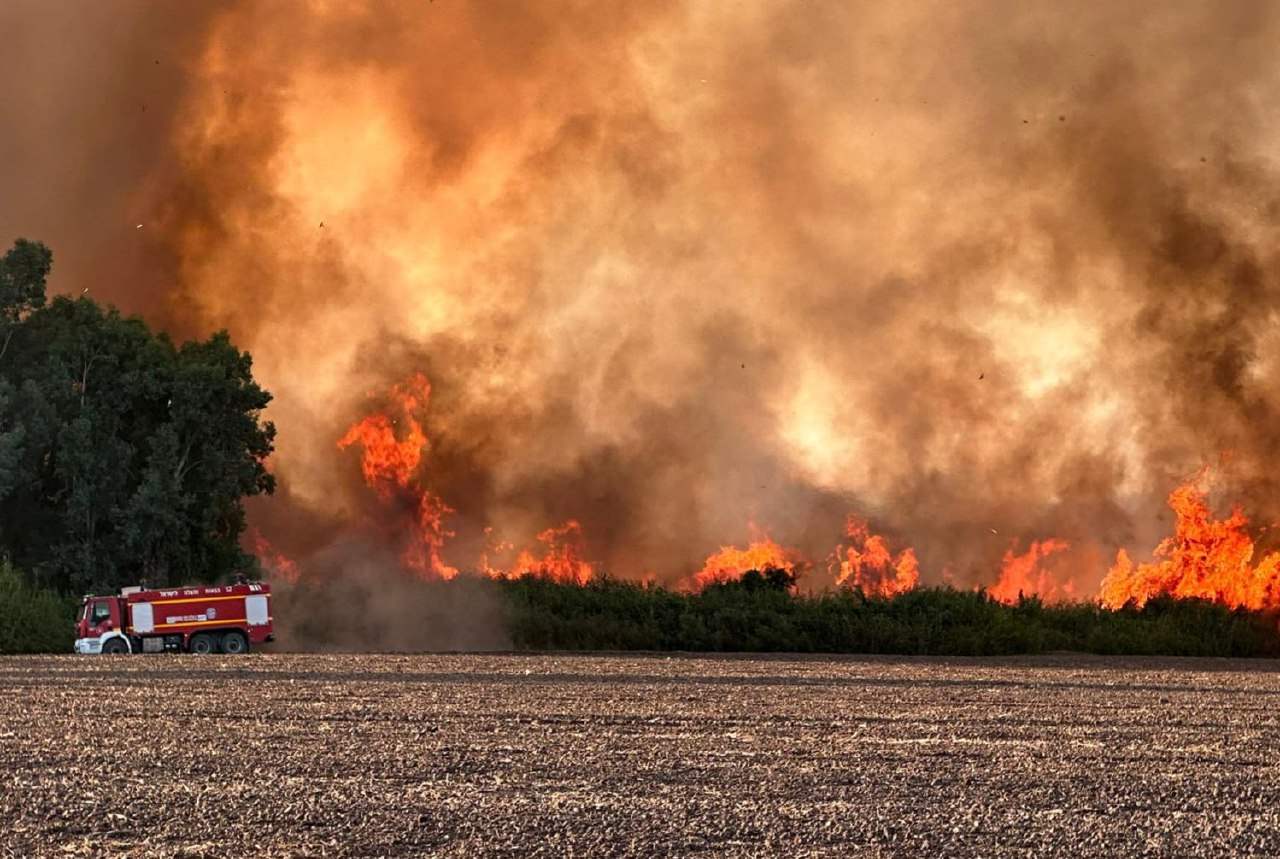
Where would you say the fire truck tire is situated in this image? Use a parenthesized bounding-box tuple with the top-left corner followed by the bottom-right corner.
(220, 631, 248, 655)
(102, 638, 129, 655)
(188, 633, 216, 655)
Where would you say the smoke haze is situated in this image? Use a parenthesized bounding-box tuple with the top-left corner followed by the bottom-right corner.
(271, 542, 510, 651)
(4, 1, 1280, 595)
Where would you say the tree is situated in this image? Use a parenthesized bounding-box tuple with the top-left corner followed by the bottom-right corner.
(0, 240, 51, 503)
(0, 239, 275, 593)
(0, 238, 51, 361)
(0, 381, 22, 503)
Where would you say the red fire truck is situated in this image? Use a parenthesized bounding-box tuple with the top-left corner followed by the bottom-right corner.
(74, 582, 273, 655)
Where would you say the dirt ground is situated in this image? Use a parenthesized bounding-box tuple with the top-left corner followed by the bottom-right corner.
(4, 653, 1280, 857)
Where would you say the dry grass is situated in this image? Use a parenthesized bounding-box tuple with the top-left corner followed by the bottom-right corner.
(4, 653, 1280, 857)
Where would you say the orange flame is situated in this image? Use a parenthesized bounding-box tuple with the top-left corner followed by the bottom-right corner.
(334, 379, 1280, 610)
(246, 528, 301, 584)
(1099, 479, 1280, 609)
(336, 373, 431, 495)
(402, 491, 460, 580)
(988, 539, 1071, 604)
(692, 534, 797, 590)
(484, 520, 595, 586)
(337, 372, 458, 579)
(830, 516, 919, 597)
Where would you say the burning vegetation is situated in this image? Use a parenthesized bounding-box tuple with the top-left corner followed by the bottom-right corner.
(483, 520, 596, 587)
(692, 534, 798, 591)
(323, 370, 1279, 615)
(1100, 479, 1280, 611)
(829, 517, 920, 599)
(989, 540, 1073, 607)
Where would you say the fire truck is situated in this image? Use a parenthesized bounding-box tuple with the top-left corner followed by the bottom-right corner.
(74, 582, 273, 655)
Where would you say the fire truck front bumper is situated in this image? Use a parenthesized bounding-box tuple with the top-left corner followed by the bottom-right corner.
(74, 637, 102, 655)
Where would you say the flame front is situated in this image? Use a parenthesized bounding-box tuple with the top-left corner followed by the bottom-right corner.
(402, 492, 459, 581)
(988, 539, 1072, 605)
(333, 391, 1280, 614)
(484, 520, 596, 586)
(691, 535, 797, 590)
(333, 372, 1280, 613)
(830, 517, 919, 598)
(340, 374, 596, 584)
(1099, 479, 1280, 610)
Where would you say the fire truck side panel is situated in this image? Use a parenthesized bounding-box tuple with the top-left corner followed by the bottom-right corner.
(131, 602, 155, 633)
(140, 594, 249, 637)
(129, 584, 274, 647)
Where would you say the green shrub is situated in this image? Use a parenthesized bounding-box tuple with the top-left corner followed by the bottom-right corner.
(0, 560, 77, 654)
(500, 573, 1280, 657)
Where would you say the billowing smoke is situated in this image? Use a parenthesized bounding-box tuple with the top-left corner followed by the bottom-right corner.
(4, 2, 1280, 595)
(270, 541, 510, 652)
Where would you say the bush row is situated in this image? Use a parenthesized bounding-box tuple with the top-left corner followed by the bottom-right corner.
(501, 572, 1280, 657)
(6, 564, 1280, 657)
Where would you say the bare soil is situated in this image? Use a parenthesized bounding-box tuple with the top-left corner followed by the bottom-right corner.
(4, 653, 1280, 857)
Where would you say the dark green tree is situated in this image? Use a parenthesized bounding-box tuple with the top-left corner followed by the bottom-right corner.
(0, 380, 22, 503)
(0, 238, 51, 361)
(0, 239, 52, 504)
(0, 239, 275, 593)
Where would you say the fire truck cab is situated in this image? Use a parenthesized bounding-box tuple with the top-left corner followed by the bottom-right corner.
(74, 582, 273, 655)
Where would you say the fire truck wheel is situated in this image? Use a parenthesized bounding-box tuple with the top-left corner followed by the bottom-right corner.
(220, 632, 248, 655)
(188, 633, 216, 655)
(102, 638, 129, 655)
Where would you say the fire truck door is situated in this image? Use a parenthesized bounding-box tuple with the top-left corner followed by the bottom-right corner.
(88, 599, 118, 635)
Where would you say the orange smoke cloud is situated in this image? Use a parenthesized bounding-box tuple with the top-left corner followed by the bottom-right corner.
(159, 5, 1280, 596)
(10, 3, 1280, 603)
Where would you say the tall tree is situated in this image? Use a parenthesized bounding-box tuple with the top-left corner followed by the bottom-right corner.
(0, 239, 275, 593)
(0, 240, 51, 505)
(0, 239, 51, 362)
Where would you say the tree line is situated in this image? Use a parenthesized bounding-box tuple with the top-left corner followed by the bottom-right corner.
(503, 572, 1280, 658)
(0, 239, 275, 595)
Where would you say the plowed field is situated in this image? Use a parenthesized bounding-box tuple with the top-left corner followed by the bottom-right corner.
(4, 654, 1280, 857)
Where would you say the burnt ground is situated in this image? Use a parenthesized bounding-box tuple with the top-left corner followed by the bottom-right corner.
(3, 654, 1280, 857)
